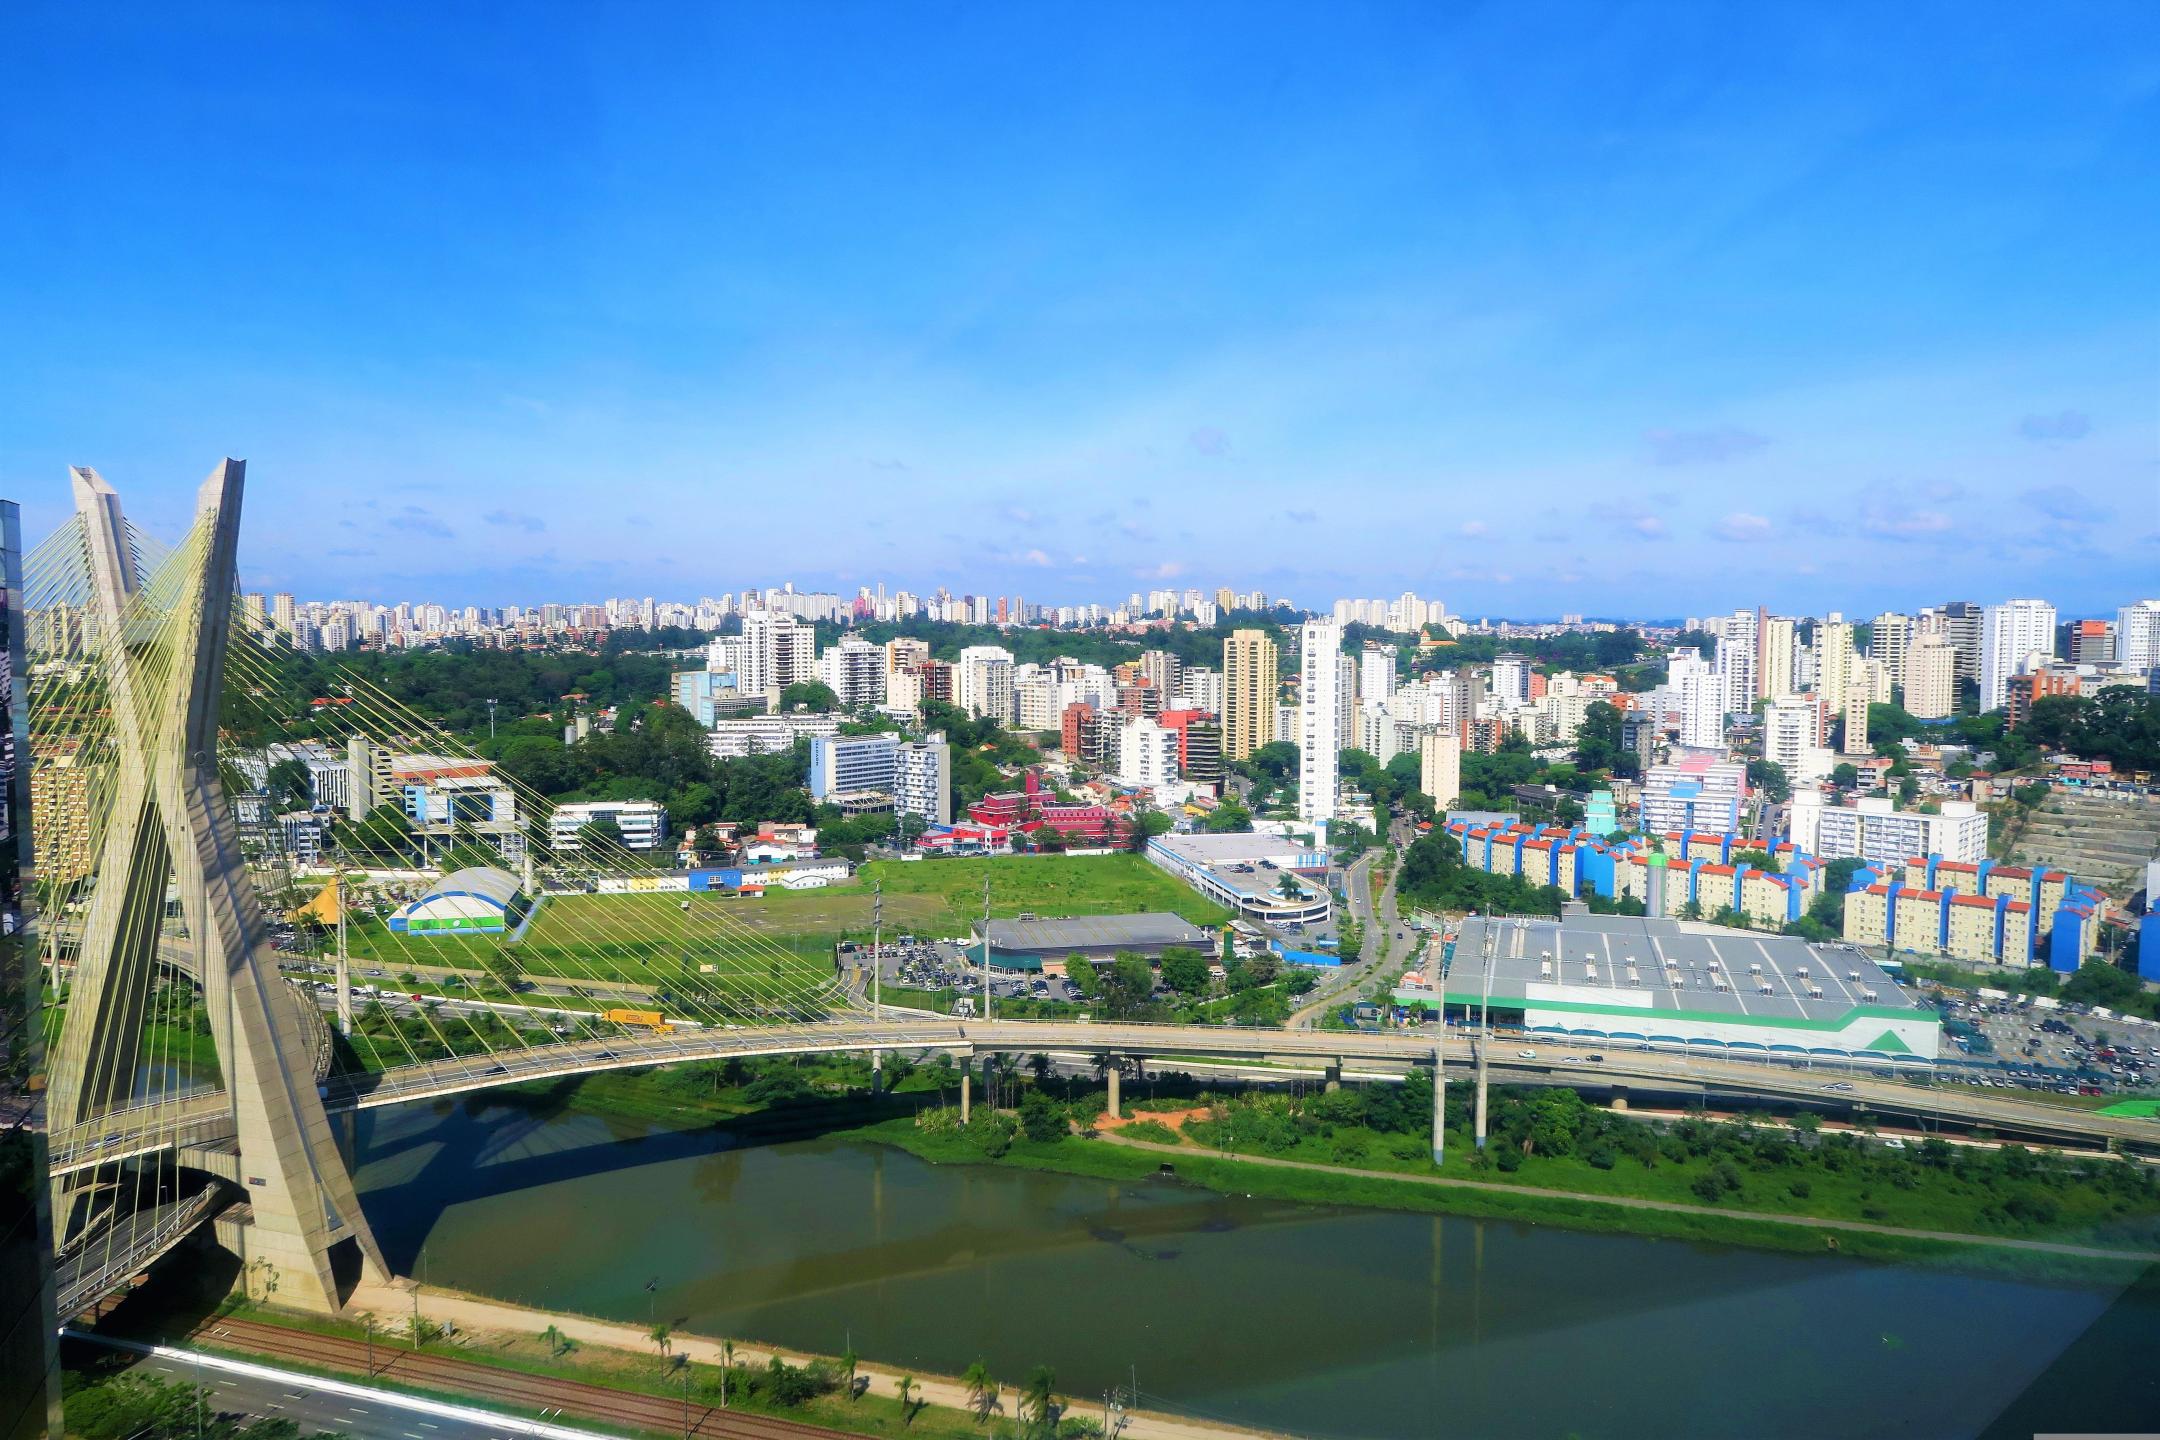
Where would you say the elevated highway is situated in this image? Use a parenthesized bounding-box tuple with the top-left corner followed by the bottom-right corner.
(49, 1014, 2160, 1178)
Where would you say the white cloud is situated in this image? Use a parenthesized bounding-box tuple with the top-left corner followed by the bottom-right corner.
(1458, 520, 1488, 537)
(1712, 512, 1773, 543)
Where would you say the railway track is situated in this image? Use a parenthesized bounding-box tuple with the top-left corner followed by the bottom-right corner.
(189, 1315, 859, 1440)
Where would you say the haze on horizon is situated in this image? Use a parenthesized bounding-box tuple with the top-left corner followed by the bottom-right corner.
(1, 3, 2153, 615)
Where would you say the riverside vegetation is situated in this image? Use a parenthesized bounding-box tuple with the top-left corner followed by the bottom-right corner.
(507, 1051, 2160, 1276)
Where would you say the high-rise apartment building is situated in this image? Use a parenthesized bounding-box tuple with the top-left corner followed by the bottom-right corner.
(1980, 599, 2057, 712)
(1937, 600, 1983, 681)
(1222, 628, 1278, 761)
(1759, 616, 1799, 700)
(1905, 633, 1957, 719)
(2117, 600, 2160, 670)
(955, 645, 1016, 724)
(1814, 619, 1854, 715)
(1359, 642, 1398, 707)
(1666, 646, 1723, 750)
(1418, 728, 1461, 811)
(1491, 652, 1531, 707)
(1298, 619, 1344, 826)
(740, 609, 815, 700)
(1871, 612, 1913, 692)
(1713, 608, 1759, 716)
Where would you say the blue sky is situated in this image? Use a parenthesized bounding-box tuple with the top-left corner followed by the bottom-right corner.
(2, 3, 2154, 617)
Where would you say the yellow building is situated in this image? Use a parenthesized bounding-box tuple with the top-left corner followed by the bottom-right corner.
(1221, 629, 1279, 762)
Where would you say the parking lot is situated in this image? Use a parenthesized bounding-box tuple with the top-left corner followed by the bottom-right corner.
(854, 936, 1085, 1011)
(1924, 986, 2157, 1097)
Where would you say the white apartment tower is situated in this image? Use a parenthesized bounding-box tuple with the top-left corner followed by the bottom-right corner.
(2116, 599, 2160, 671)
(1713, 609, 1759, 716)
(1298, 619, 1344, 826)
(1980, 599, 2057, 712)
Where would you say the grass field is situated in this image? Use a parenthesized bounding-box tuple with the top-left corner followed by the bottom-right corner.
(858, 853, 1231, 930)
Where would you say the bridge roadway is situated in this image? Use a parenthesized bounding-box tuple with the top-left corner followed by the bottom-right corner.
(46, 1015, 2160, 1178)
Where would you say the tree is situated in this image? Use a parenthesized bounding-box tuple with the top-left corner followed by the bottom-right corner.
(1158, 946, 1211, 996)
(575, 815, 626, 852)
(1830, 762, 1860, 790)
(1202, 800, 1254, 833)
(961, 1361, 996, 1424)
(1020, 1087, 1067, 1141)
(1021, 1366, 1058, 1437)
(778, 679, 840, 712)
(1096, 952, 1158, 1018)
(1576, 701, 1625, 773)
(1123, 809, 1173, 853)
(1746, 758, 1791, 804)
(265, 757, 314, 813)
(897, 1376, 919, 1426)
(842, 1346, 861, 1400)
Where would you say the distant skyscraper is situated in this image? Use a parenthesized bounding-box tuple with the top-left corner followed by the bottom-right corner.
(2117, 599, 2160, 671)
(1906, 633, 1957, 719)
(1222, 628, 1278, 761)
(1713, 608, 1759, 716)
(1298, 618, 1344, 826)
(1813, 619, 1854, 716)
(1980, 599, 2057, 712)
(1759, 616, 1798, 700)
(1870, 611, 1913, 692)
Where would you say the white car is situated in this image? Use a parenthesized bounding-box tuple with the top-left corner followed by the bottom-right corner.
(1517, 1048, 1537, 1060)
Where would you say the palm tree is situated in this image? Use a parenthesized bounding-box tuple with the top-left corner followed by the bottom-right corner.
(897, 1375, 918, 1426)
(961, 1360, 993, 1424)
(720, 1340, 735, 1407)
(1021, 1365, 1056, 1436)
(540, 1323, 565, 1358)
(648, 1321, 672, 1365)
(841, 1345, 860, 1400)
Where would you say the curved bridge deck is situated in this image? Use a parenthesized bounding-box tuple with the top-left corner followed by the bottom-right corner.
(46, 1015, 2160, 1178)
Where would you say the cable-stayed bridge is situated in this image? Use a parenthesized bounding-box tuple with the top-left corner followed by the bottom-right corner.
(27, 463, 2156, 1322)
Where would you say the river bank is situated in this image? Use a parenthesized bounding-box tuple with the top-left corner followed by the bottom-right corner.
(489, 1054, 2160, 1283)
(326, 1278, 1282, 1440)
(328, 1082, 2160, 1439)
(850, 1115, 2157, 1285)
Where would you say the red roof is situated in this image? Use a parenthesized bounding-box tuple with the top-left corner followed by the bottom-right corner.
(1899, 889, 1944, 903)
(1950, 894, 1996, 910)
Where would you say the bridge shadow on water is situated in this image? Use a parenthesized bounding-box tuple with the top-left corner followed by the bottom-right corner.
(352, 1077, 931, 1275)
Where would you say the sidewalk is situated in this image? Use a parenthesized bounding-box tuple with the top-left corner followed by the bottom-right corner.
(350, 1279, 1287, 1440)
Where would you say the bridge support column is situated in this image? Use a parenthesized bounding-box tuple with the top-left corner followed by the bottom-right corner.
(960, 1062, 971, 1125)
(1431, 1047, 1445, 1166)
(47, 464, 388, 1316)
(1324, 1061, 1343, 1093)
(1106, 1056, 1121, 1119)
(870, 1050, 882, 1095)
(1609, 1086, 1629, 1112)
(1474, 1040, 1490, 1152)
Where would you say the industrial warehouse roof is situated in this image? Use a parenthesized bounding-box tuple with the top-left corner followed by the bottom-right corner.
(421, 865, 523, 907)
(984, 912, 1214, 954)
(1443, 913, 1925, 1025)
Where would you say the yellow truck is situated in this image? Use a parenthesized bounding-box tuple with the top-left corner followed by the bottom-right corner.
(602, 1007, 673, 1033)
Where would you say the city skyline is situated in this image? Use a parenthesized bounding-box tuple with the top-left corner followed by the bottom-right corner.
(3, 5, 2153, 613)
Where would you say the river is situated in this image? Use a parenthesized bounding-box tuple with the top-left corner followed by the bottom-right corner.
(353, 1096, 2158, 1439)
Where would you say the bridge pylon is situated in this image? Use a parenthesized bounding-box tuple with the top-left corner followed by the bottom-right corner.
(45, 462, 387, 1313)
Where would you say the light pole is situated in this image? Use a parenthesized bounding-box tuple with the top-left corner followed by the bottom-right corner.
(486, 698, 498, 739)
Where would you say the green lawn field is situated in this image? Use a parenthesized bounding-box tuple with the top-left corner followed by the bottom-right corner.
(857, 853, 1231, 930)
